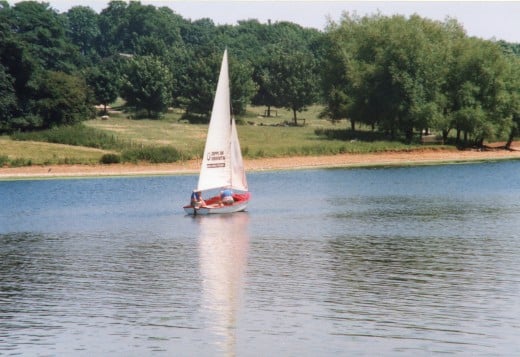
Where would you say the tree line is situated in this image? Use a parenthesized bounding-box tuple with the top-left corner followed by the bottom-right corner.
(1, 1, 519, 146)
(0, 0, 321, 131)
(323, 13, 520, 146)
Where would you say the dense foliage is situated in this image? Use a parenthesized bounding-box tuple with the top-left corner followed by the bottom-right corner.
(323, 14, 520, 146)
(0, 0, 322, 131)
(1, 1, 519, 147)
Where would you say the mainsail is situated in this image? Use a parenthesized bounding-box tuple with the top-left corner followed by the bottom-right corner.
(197, 50, 233, 191)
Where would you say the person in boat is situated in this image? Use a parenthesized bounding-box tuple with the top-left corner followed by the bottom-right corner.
(190, 189, 205, 208)
(220, 188, 234, 205)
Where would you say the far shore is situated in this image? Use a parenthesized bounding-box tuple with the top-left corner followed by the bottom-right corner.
(2, 145, 520, 180)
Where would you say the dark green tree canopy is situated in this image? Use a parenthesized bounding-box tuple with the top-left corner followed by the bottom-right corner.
(323, 13, 519, 144)
(97, 0, 184, 57)
(85, 64, 120, 114)
(262, 48, 319, 124)
(66, 5, 100, 62)
(2, 0, 520, 146)
(121, 55, 174, 118)
(0, 64, 17, 130)
(8, 1, 80, 72)
(33, 70, 94, 128)
(229, 58, 257, 115)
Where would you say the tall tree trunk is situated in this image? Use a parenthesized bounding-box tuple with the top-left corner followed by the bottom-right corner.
(506, 127, 516, 149)
(442, 129, 449, 144)
(292, 108, 298, 126)
(351, 119, 356, 131)
(405, 128, 413, 144)
(390, 118, 397, 140)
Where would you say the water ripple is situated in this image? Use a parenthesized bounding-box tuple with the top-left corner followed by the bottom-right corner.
(2, 163, 520, 355)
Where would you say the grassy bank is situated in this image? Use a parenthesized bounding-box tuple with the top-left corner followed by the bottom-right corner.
(1, 105, 449, 167)
(0, 136, 109, 166)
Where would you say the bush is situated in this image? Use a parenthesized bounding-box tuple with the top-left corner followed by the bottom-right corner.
(12, 123, 125, 150)
(181, 112, 209, 124)
(10, 158, 32, 167)
(314, 128, 390, 141)
(235, 118, 247, 125)
(7, 115, 44, 132)
(100, 153, 121, 164)
(121, 146, 184, 163)
(0, 155, 8, 166)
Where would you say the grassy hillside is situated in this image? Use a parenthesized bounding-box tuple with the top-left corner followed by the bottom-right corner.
(0, 136, 110, 166)
(1, 105, 445, 167)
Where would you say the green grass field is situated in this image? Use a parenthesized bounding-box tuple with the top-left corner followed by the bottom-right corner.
(0, 136, 110, 166)
(1, 105, 446, 166)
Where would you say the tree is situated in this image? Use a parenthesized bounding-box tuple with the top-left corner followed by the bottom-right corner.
(504, 55, 520, 148)
(239, 21, 324, 118)
(9, 1, 80, 72)
(178, 52, 220, 117)
(262, 49, 319, 125)
(323, 14, 400, 134)
(33, 71, 95, 128)
(97, 0, 184, 57)
(323, 13, 514, 144)
(445, 37, 513, 145)
(250, 43, 282, 118)
(0, 64, 17, 132)
(229, 58, 257, 115)
(121, 55, 173, 118)
(66, 6, 100, 62)
(379, 15, 451, 142)
(176, 49, 256, 118)
(85, 64, 120, 114)
(321, 32, 353, 126)
(0, 11, 39, 123)
(97, 0, 128, 57)
(124, 1, 184, 50)
(180, 18, 218, 54)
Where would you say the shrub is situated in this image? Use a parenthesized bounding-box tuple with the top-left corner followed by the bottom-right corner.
(7, 115, 44, 132)
(121, 146, 184, 163)
(181, 112, 209, 124)
(12, 124, 124, 150)
(100, 153, 121, 164)
(0, 155, 8, 166)
(10, 158, 32, 167)
(314, 128, 390, 142)
(254, 149, 266, 158)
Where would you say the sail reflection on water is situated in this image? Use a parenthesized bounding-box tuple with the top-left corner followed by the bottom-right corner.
(198, 213, 250, 355)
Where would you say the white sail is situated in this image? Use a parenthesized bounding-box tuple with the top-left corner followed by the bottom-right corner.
(230, 118, 248, 191)
(197, 50, 232, 191)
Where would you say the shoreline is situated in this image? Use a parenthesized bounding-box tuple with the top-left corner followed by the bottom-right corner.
(2, 147, 520, 180)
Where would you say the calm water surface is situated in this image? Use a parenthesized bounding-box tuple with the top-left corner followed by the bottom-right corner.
(1, 161, 520, 355)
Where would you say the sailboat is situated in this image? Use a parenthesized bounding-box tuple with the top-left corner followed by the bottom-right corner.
(183, 49, 250, 215)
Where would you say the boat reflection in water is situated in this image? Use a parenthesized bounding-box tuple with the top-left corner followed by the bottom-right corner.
(198, 213, 250, 356)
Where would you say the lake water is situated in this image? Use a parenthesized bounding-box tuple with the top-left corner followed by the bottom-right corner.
(1, 161, 520, 356)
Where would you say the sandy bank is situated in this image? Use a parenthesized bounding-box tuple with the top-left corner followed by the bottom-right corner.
(1, 147, 520, 180)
